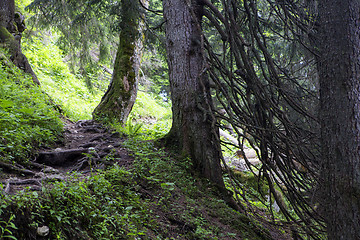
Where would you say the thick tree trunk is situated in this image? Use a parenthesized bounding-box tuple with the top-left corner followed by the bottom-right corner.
(93, 0, 146, 123)
(0, 0, 39, 85)
(0, 0, 15, 29)
(317, 1, 360, 238)
(163, 0, 224, 187)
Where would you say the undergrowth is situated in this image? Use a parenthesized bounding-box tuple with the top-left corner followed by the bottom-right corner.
(0, 135, 272, 239)
(22, 37, 104, 121)
(111, 90, 172, 140)
(0, 48, 63, 163)
(0, 166, 152, 239)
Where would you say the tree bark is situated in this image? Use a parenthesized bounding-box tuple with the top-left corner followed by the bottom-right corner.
(0, 0, 15, 29)
(0, 0, 39, 85)
(317, 1, 360, 238)
(93, 0, 147, 123)
(163, 0, 224, 187)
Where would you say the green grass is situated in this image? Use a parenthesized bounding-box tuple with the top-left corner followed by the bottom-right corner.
(111, 90, 172, 140)
(22, 37, 104, 121)
(0, 48, 63, 162)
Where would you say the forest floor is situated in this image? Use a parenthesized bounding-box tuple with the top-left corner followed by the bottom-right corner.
(1, 120, 291, 239)
(1, 120, 133, 194)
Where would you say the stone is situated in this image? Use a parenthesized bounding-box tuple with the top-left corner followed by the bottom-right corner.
(37, 226, 49, 236)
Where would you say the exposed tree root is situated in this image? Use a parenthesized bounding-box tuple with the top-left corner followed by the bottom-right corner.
(0, 120, 134, 195)
(0, 161, 35, 176)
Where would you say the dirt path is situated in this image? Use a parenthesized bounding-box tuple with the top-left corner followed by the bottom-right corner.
(1, 120, 134, 194)
(0, 120, 294, 239)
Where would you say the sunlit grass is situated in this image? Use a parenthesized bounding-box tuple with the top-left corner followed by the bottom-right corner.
(22, 37, 104, 121)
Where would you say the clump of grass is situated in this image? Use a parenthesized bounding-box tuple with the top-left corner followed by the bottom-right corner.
(111, 91, 172, 140)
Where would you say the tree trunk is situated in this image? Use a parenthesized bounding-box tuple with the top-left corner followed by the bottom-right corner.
(93, 0, 147, 123)
(163, 0, 224, 187)
(317, 1, 360, 238)
(0, 0, 15, 29)
(0, 0, 39, 85)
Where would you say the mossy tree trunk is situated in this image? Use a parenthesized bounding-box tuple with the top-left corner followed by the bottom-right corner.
(0, 0, 39, 84)
(163, 0, 225, 188)
(93, 0, 147, 123)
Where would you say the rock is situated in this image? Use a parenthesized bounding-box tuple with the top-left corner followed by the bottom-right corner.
(43, 166, 59, 174)
(34, 172, 45, 178)
(37, 226, 49, 236)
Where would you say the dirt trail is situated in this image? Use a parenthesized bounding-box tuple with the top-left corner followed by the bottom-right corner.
(0, 120, 293, 240)
(1, 120, 134, 194)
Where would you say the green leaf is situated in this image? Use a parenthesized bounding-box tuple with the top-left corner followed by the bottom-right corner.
(3, 235, 17, 240)
(160, 182, 175, 191)
(0, 99, 14, 109)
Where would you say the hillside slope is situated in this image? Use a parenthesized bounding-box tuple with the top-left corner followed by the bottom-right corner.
(1, 118, 289, 239)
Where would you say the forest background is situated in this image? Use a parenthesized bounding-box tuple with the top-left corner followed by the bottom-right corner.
(0, 0, 359, 239)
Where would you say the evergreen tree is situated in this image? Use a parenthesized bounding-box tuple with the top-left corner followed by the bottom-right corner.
(163, 0, 225, 188)
(93, 0, 148, 123)
(318, 0, 360, 238)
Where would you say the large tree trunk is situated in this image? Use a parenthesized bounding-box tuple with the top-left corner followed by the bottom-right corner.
(163, 0, 224, 187)
(317, 1, 360, 238)
(0, 0, 15, 28)
(93, 0, 146, 123)
(0, 0, 39, 84)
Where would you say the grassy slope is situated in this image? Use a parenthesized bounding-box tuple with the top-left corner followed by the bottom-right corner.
(22, 37, 104, 121)
(0, 49, 63, 163)
(2, 136, 275, 239)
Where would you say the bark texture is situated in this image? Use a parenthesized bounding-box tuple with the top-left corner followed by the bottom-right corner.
(163, 0, 224, 187)
(0, 0, 15, 29)
(0, 0, 39, 84)
(318, 1, 360, 238)
(93, 0, 147, 123)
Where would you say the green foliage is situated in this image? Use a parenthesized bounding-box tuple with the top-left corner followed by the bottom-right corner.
(122, 139, 269, 239)
(140, 48, 169, 97)
(22, 37, 105, 121)
(131, 91, 171, 120)
(15, 0, 32, 12)
(0, 48, 63, 162)
(2, 166, 152, 239)
(0, 136, 273, 239)
(25, 0, 118, 81)
(110, 91, 172, 140)
(116, 118, 144, 137)
(0, 214, 18, 240)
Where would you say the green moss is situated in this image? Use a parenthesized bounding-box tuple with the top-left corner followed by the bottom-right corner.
(0, 26, 14, 42)
(92, 0, 141, 124)
(0, 26, 16, 49)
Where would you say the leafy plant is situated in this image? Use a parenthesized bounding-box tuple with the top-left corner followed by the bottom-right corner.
(0, 214, 18, 240)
